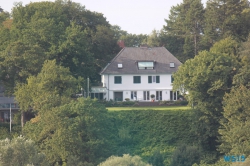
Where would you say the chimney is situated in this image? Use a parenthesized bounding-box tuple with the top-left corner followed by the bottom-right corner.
(117, 40, 125, 48)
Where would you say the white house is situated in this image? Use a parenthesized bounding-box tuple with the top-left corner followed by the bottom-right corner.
(92, 46, 182, 101)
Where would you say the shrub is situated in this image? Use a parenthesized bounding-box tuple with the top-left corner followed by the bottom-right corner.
(174, 100, 188, 106)
(0, 136, 48, 166)
(125, 98, 130, 101)
(148, 150, 164, 166)
(170, 145, 200, 166)
(99, 100, 137, 107)
(98, 154, 152, 166)
(159, 100, 188, 106)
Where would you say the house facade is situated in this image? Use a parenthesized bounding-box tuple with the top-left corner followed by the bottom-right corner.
(0, 85, 17, 122)
(96, 46, 182, 101)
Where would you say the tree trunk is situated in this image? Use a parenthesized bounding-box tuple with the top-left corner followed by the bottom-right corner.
(21, 111, 25, 128)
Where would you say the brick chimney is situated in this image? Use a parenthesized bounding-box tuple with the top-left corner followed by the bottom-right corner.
(117, 40, 125, 48)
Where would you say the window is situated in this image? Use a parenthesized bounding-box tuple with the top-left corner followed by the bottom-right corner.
(118, 64, 123, 68)
(156, 91, 162, 100)
(148, 76, 160, 83)
(171, 75, 174, 83)
(114, 76, 122, 84)
(156, 76, 160, 83)
(133, 76, 141, 83)
(131, 91, 137, 100)
(170, 62, 175, 68)
(148, 76, 152, 83)
(138, 62, 154, 69)
(143, 91, 150, 100)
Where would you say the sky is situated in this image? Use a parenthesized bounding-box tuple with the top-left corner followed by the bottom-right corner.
(1, 0, 207, 35)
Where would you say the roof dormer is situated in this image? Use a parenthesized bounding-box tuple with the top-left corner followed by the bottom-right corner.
(138, 61, 154, 70)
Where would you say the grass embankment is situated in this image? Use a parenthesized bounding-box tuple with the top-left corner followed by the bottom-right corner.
(107, 106, 191, 111)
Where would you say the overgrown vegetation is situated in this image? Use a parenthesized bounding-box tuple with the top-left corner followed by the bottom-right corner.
(1, 0, 250, 165)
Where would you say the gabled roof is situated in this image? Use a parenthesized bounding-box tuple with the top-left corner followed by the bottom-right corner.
(100, 47, 182, 75)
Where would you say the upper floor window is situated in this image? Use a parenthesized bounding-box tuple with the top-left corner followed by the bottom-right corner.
(114, 76, 122, 84)
(138, 62, 154, 69)
(148, 76, 160, 83)
(133, 76, 141, 84)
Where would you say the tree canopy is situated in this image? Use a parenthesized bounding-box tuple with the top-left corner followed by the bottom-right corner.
(14, 60, 80, 113)
(23, 98, 113, 165)
(0, 0, 119, 95)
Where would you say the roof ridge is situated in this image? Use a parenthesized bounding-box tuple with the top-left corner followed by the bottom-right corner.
(100, 47, 126, 74)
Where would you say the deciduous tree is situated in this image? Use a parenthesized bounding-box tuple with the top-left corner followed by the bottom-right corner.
(23, 98, 113, 165)
(219, 85, 250, 155)
(173, 50, 239, 152)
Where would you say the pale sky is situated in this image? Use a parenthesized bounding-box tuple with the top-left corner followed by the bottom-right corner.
(1, 0, 207, 35)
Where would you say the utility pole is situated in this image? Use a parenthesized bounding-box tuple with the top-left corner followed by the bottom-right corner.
(10, 103, 11, 132)
(87, 77, 89, 97)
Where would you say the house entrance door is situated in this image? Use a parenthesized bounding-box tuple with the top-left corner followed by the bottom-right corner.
(114, 92, 123, 101)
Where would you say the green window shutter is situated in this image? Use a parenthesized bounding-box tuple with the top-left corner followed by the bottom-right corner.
(156, 76, 160, 83)
(148, 76, 152, 83)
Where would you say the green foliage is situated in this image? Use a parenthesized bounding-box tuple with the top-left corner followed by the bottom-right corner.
(210, 37, 240, 57)
(0, 136, 48, 166)
(159, 100, 188, 106)
(99, 100, 138, 107)
(66, 155, 94, 166)
(109, 109, 196, 165)
(170, 145, 201, 166)
(233, 36, 250, 86)
(0, 0, 119, 94)
(164, 0, 205, 61)
(0, 123, 22, 140)
(23, 98, 114, 165)
(204, 0, 250, 44)
(219, 85, 250, 155)
(119, 33, 148, 47)
(173, 50, 240, 154)
(15, 60, 79, 112)
(148, 150, 165, 166)
(0, 126, 9, 140)
(98, 154, 152, 166)
(0, 42, 46, 95)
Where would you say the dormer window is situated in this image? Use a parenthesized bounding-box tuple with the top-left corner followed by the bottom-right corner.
(118, 63, 123, 69)
(138, 62, 154, 70)
(170, 62, 175, 68)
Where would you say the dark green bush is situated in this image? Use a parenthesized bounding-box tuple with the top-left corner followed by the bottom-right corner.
(98, 100, 137, 107)
(174, 100, 188, 106)
(159, 100, 188, 106)
(170, 145, 201, 166)
(148, 150, 164, 166)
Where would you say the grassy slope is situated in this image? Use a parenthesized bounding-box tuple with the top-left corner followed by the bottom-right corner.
(108, 108, 195, 165)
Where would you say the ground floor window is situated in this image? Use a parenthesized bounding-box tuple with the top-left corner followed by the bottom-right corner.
(170, 91, 179, 101)
(90, 93, 104, 100)
(143, 91, 150, 100)
(156, 91, 162, 100)
(131, 91, 137, 100)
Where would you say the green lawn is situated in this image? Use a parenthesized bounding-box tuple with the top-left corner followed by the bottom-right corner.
(106, 106, 191, 111)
